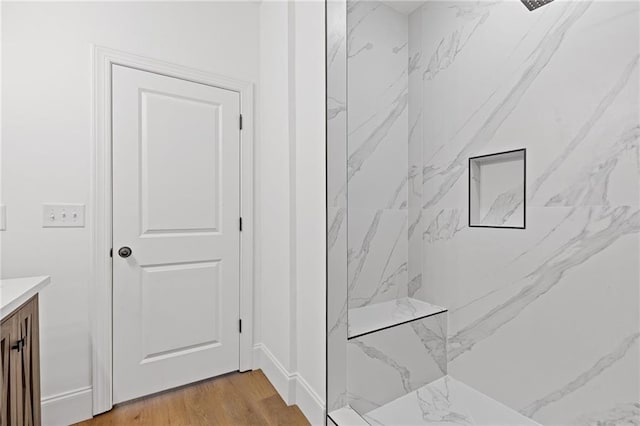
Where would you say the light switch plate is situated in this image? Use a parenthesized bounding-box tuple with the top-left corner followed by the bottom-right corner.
(0, 205, 6, 230)
(43, 204, 85, 228)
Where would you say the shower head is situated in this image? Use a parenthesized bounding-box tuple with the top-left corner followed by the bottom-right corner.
(520, 0, 554, 11)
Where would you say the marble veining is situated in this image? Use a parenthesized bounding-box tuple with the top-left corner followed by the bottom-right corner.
(407, 6, 424, 311)
(422, 1, 591, 211)
(410, 319, 447, 375)
(347, 89, 408, 191)
(347, 0, 410, 311)
(328, 207, 346, 251)
(348, 297, 446, 339)
(576, 402, 640, 426)
(418, 0, 639, 424)
(327, 0, 349, 412)
(352, 339, 413, 393)
(330, 0, 640, 423)
(520, 332, 640, 418)
(348, 209, 408, 308)
(424, 208, 464, 243)
(422, 3, 492, 83)
(448, 205, 639, 361)
(327, 96, 346, 121)
(348, 311, 448, 415)
(364, 376, 540, 426)
(545, 125, 639, 207)
(407, 274, 422, 298)
(480, 183, 525, 226)
(529, 55, 639, 205)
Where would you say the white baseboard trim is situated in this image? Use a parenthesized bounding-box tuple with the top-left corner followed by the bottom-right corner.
(293, 371, 325, 425)
(253, 343, 325, 425)
(40, 348, 322, 425)
(41, 386, 93, 426)
(253, 343, 296, 404)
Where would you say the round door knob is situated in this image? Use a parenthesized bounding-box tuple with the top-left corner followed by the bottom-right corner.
(118, 246, 132, 258)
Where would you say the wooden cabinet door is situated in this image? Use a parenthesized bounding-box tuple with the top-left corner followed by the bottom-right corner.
(1, 312, 17, 426)
(0, 296, 40, 426)
(17, 297, 40, 426)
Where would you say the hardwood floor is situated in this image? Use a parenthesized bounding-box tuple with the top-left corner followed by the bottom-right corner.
(75, 370, 310, 426)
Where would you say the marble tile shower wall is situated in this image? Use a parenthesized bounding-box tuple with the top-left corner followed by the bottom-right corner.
(347, 313, 447, 414)
(327, 0, 348, 412)
(347, 1, 410, 309)
(414, 1, 640, 425)
(408, 6, 423, 300)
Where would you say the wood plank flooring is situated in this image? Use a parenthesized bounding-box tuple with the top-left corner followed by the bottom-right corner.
(75, 370, 310, 426)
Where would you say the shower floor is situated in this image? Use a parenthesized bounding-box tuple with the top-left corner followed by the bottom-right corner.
(329, 376, 540, 426)
(364, 376, 540, 426)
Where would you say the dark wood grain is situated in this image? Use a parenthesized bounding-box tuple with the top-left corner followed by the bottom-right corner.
(1, 311, 14, 426)
(18, 296, 40, 426)
(2, 295, 41, 426)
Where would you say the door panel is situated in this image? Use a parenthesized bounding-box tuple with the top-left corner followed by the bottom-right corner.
(140, 261, 221, 361)
(112, 65, 240, 403)
(140, 90, 221, 234)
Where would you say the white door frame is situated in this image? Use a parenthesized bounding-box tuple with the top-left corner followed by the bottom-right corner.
(90, 45, 254, 415)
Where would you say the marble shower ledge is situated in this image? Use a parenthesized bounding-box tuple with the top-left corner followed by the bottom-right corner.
(348, 297, 446, 339)
(364, 376, 541, 426)
(328, 406, 369, 426)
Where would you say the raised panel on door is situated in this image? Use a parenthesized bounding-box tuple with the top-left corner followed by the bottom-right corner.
(140, 261, 222, 362)
(112, 65, 240, 403)
(140, 90, 221, 235)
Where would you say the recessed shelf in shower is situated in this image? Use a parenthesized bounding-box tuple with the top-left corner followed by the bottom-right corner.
(469, 149, 526, 229)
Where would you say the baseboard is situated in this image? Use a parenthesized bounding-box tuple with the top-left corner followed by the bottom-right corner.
(253, 343, 325, 425)
(41, 386, 93, 426)
(293, 371, 325, 425)
(253, 343, 296, 404)
(39, 349, 323, 425)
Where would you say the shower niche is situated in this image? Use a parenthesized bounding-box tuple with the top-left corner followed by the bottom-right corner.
(469, 149, 526, 229)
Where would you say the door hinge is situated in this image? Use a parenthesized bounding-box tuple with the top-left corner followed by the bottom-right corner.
(110, 248, 113, 258)
(239, 319, 242, 333)
(239, 114, 243, 130)
(239, 217, 243, 232)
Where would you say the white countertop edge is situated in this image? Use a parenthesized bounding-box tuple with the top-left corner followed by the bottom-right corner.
(0, 276, 51, 320)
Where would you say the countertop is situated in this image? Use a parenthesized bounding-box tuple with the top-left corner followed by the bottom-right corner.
(0, 276, 50, 320)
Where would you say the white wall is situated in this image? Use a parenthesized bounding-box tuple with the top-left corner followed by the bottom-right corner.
(255, 1, 326, 424)
(2, 1, 326, 424)
(293, 0, 326, 421)
(255, 0, 296, 379)
(1, 2, 260, 424)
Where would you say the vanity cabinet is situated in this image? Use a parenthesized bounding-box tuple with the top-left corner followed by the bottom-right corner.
(0, 295, 41, 426)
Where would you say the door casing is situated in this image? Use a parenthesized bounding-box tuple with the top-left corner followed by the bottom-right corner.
(91, 46, 254, 415)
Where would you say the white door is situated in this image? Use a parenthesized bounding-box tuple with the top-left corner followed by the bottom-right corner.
(112, 65, 241, 403)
